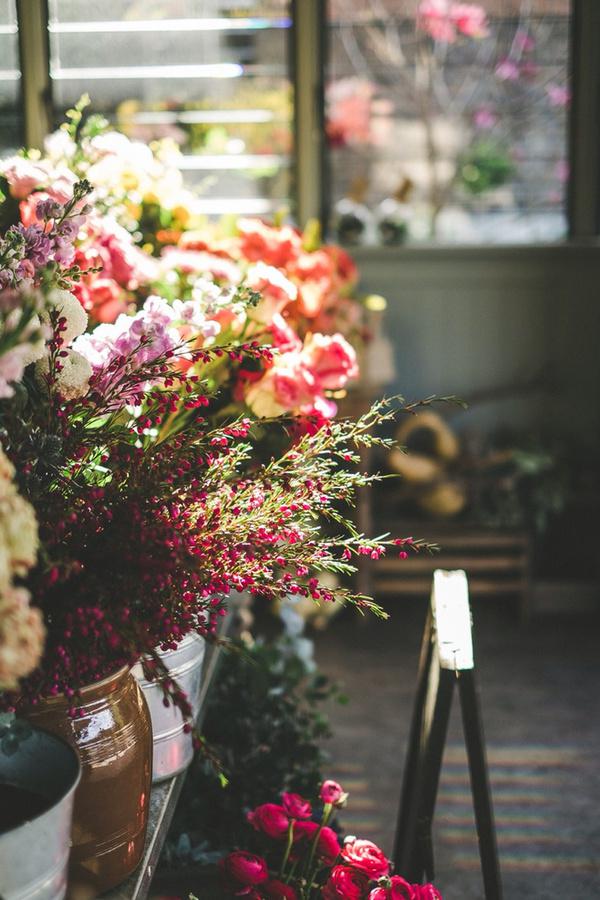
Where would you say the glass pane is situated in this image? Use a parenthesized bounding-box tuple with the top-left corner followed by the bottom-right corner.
(327, 1, 571, 245)
(48, 0, 292, 216)
(0, 0, 22, 153)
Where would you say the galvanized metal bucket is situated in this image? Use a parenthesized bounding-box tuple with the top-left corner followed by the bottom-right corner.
(132, 633, 206, 783)
(0, 723, 81, 900)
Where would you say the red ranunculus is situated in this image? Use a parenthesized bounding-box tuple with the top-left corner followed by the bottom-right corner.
(369, 875, 414, 900)
(281, 792, 312, 819)
(410, 885, 443, 900)
(342, 839, 390, 880)
(322, 864, 369, 900)
(247, 803, 290, 839)
(262, 878, 298, 899)
(220, 850, 269, 886)
(292, 821, 341, 864)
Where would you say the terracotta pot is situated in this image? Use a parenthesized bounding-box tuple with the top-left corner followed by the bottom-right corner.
(22, 667, 152, 895)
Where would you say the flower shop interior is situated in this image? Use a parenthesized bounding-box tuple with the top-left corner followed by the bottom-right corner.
(1, 2, 599, 900)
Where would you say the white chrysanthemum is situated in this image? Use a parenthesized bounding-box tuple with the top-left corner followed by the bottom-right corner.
(43, 289, 88, 345)
(0, 490, 39, 577)
(35, 348, 92, 400)
(16, 314, 47, 368)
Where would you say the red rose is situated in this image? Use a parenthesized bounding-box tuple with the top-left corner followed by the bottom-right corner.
(322, 864, 369, 900)
(221, 851, 269, 886)
(292, 821, 341, 864)
(263, 879, 298, 899)
(247, 803, 290, 839)
(342, 839, 389, 880)
(369, 875, 414, 900)
(281, 792, 312, 819)
(320, 780, 346, 806)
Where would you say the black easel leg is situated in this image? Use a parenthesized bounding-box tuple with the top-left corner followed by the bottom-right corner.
(458, 670, 504, 900)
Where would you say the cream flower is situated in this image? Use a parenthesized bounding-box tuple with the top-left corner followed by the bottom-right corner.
(0, 586, 45, 690)
(42, 289, 88, 345)
(35, 348, 92, 400)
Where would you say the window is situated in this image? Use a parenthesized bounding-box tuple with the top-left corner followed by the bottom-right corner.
(48, 1, 292, 216)
(0, 0, 21, 153)
(326, 1, 572, 245)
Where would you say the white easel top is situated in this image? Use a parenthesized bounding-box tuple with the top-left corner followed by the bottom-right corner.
(431, 569, 474, 672)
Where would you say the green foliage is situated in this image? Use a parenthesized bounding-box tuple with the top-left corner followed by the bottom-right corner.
(161, 637, 344, 867)
(459, 140, 513, 195)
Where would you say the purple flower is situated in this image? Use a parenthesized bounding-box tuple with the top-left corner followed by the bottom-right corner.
(18, 225, 52, 267)
(35, 198, 63, 221)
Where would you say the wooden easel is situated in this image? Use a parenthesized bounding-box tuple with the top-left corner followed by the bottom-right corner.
(392, 570, 503, 900)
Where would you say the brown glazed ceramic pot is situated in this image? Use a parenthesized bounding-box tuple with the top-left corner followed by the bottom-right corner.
(22, 667, 152, 895)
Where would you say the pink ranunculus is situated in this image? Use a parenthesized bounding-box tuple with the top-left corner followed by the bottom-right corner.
(263, 879, 298, 899)
(322, 865, 369, 900)
(369, 875, 414, 900)
(97, 220, 157, 289)
(281, 792, 312, 819)
(269, 313, 302, 352)
(451, 3, 489, 38)
(320, 780, 345, 806)
(342, 839, 390, 880)
(247, 803, 290, 839)
(301, 332, 359, 390)
(416, 0, 456, 43)
(220, 850, 269, 886)
(238, 218, 302, 268)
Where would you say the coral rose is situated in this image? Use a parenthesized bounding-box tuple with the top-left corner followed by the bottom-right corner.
(281, 792, 312, 819)
(322, 865, 369, 900)
(342, 839, 390, 880)
(220, 850, 269, 886)
(238, 218, 302, 268)
(320, 780, 346, 806)
(247, 803, 290, 839)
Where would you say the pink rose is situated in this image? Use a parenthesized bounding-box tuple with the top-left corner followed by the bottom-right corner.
(451, 3, 488, 38)
(301, 333, 358, 390)
(247, 803, 290, 839)
(322, 865, 369, 900)
(263, 879, 298, 899)
(320, 780, 346, 806)
(281, 792, 312, 819)
(2, 157, 49, 199)
(269, 314, 302, 352)
(220, 850, 269, 886)
(342, 839, 390, 880)
(416, 0, 456, 43)
(369, 876, 414, 900)
(292, 821, 340, 864)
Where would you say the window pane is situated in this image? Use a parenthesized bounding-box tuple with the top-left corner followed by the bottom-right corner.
(0, 0, 22, 153)
(48, 1, 292, 216)
(327, 1, 571, 245)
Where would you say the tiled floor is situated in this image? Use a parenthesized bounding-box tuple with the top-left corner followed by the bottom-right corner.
(313, 598, 600, 899)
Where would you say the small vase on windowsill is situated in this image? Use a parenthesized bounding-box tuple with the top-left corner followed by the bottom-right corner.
(21, 666, 152, 895)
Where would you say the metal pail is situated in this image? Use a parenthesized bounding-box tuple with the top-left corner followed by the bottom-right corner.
(0, 725, 81, 900)
(132, 633, 206, 782)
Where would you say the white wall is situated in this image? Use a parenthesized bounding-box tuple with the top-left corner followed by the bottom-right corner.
(354, 245, 600, 440)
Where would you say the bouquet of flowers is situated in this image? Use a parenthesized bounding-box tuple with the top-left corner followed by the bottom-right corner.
(0, 178, 432, 713)
(206, 780, 442, 899)
(0, 98, 367, 425)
